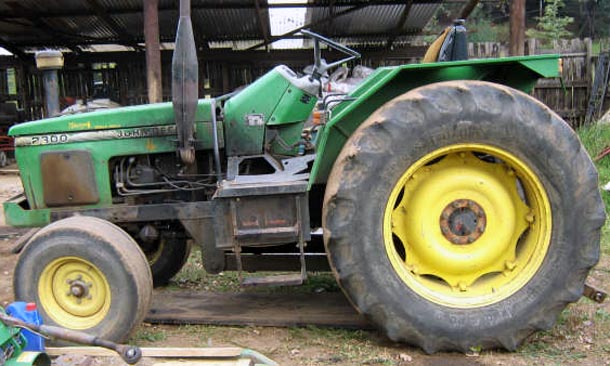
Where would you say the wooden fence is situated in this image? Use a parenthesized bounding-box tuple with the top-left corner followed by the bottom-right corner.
(1, 38, 609, 126)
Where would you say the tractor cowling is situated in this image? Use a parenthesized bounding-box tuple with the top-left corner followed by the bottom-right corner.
(172, 0, 198, 165)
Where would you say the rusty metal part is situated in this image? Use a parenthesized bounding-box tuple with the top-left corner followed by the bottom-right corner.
(439, 199, 486, 245)
(214, 181, 310, 248)
(594, 145, 610, 162)
(50, 200, 216, 222)
(0, 313, 141, 364)
(241, 195, 309, 286)
(583, 283, 607, 303)
(41, 150, 99, 207)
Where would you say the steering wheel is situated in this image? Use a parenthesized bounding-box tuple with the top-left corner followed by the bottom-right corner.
(300, 29, 361, 81)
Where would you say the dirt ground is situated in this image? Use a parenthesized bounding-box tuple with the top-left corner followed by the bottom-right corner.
(1, 172, 609, 366)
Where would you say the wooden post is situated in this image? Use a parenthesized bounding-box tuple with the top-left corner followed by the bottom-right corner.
(144, 0, 162, 103)
(585, 38, 592, 120)
(509, 0, 525, 56)
(222, 63, 230, 94)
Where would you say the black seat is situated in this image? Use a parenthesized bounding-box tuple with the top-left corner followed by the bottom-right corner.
(422, 19, 468, 63)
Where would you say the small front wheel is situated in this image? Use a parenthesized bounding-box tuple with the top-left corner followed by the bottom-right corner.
(14, 217, 153, 342)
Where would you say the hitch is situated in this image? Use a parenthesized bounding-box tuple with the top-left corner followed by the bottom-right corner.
(583, 283, 607, 303)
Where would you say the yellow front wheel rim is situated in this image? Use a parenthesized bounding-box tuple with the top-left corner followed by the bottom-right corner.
(384, 144, 551, 308)
(39, 257, 111, 329)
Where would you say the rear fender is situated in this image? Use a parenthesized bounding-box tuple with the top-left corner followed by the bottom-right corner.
(310, 54, 560, 186)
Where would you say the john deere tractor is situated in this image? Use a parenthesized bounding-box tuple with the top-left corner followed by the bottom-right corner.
(4, 0, 605, 353)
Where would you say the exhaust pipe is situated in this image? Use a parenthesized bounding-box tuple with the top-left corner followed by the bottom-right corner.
(35, 50, 64, 118)
(172, 0, 198, 164)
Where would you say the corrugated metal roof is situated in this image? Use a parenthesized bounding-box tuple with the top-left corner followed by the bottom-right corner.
(0, 0, 443, 52)
(194, 8, 261, 41)
(306, 3, 441, 38)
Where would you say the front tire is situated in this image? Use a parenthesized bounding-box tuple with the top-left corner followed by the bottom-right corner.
(323, 81, 605, 353)
(14, 217, 153, 342)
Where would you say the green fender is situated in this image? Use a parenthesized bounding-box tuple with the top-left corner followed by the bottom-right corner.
(310, 54, 561, 186)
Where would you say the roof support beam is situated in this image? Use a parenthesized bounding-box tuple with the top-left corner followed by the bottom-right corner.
(4, 29, 424, 49)
(386, 0, 413, 50)
(0, 36, 26, 59)
(246, 3, 369, 51)
(0, 18, 110, 49)
(83, 0, 142, 50)
(0, 0, 444, 19)
(253, 0, 271, 50)
(144, 0, 162, 103)
(457, 0, 480, 19)
(4, 1, 82, 50)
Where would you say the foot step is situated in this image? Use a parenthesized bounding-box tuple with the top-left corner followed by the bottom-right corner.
(241, 274, 304, 287)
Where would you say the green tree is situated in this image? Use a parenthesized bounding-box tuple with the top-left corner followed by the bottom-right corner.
(526, 0, 574, 43)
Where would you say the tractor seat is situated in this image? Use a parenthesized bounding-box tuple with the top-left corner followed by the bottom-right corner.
(422, 20, 468, 63)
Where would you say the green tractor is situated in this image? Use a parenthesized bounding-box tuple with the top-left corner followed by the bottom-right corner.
(5, 1, 605, 353)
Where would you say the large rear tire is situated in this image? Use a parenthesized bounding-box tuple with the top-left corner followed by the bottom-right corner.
(323, 81, 605, 353)
(14, 216, 153, 342)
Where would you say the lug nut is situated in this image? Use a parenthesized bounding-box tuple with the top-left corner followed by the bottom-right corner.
(71, 286, 83, 297)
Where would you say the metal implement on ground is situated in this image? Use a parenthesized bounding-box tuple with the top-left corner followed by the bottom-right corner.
(3, 0, 606, 355)
(0, 308, 50, 366)
(0, 312, 141, 364)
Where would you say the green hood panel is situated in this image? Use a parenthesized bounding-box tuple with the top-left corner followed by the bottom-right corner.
(10, 100, 213, 136)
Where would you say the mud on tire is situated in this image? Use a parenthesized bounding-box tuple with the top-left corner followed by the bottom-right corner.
(14, 216, 153, 342)
(323, 81, 605, 353)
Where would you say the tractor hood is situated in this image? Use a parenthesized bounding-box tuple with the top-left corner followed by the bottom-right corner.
(9, 100, 213, 137)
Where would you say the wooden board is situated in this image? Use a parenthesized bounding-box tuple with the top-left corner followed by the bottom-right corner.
(46, 347, 243, 358)
(146, 290, 372, 329)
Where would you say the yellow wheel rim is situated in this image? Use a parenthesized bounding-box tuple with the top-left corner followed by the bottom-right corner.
(39, 257, 111, 329)
(384, 144, 551, 308)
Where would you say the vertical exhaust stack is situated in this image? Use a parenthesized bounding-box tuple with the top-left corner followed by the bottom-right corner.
(172, 0, 199, 164)
(35, 50, 64, 118)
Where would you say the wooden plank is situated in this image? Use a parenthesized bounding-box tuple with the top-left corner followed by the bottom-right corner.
(153, 361, 251, 366)
(146, 290, 372, 329)
(45, 347, 243, 358)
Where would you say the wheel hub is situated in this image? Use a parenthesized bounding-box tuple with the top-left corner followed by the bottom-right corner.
(384, 145, 551, 307)
(66, 275, 92, 300)
(440, 199, 486, 244)
(40, 257, 111, 329)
